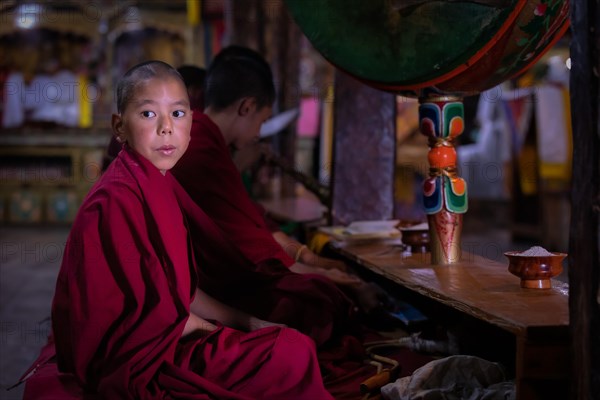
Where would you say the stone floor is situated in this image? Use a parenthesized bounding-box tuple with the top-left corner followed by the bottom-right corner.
(0, 226, 69, 399)
(0, 205, 567, 399)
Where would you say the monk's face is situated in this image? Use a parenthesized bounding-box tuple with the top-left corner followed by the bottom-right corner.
(231, 102, 272, 150)
(113, 77, 192, 174)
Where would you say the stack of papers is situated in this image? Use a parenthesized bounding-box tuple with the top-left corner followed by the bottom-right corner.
(319, 220, 400, 240)
(399, 222, 428, 231)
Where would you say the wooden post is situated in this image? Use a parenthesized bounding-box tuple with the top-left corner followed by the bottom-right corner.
(229, 0, 300, 199)
(568, 0, 600, 398)
(272, 2, 301, 198)
(331, 71, 396, 225)
(229, 0, 261, 51)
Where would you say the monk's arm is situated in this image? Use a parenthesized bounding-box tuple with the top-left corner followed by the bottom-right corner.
(272, 232, 395, 313)
(271, 225, 393, 313)
(189, 288, 283, 332)
(270, 232, 366, 286)
(272, 231, 348, 272)
(289, 262, 363, 286)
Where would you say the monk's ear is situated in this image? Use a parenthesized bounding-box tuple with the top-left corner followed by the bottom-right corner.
(111, 114, 126, 143)
(237, 97, 257, 117)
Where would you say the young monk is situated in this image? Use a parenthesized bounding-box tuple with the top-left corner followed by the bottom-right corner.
(172, 46, 389, 320)
(20, 60, 333, 400)
(101, 61, 352, 347)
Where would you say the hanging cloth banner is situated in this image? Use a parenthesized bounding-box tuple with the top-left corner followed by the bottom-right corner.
(187, 0, 201, 26)
(534, 84, 572, 185)
(78, 74, 92, 128)
(499, 88, 536, 195)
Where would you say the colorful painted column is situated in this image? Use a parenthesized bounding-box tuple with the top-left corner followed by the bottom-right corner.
(420, 96, 468, 264)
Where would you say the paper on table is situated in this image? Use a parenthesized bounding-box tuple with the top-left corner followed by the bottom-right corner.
(399, 222, 429, 231)
(318, 220, 401, 241)
(344, 220, 401, 235)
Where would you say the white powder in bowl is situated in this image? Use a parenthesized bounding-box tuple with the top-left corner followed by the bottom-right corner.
(518, 246, 554, 257)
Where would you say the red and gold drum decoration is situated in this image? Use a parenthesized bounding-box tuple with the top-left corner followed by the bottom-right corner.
(286, 0, 569, 263)
(421, 96, 467, 263)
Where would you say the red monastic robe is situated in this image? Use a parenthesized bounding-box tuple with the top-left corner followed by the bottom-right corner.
(21, 147, 333, 400)
(172, 113, 354, 347)
(173, 113, 294, 267)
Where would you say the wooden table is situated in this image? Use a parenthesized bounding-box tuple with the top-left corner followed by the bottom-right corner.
(331, 239, 569, 400)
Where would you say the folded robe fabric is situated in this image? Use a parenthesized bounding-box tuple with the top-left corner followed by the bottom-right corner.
(172, 112, 354, 346)
(21, 147, 333, 400)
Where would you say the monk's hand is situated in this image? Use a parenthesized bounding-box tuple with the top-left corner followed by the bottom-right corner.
(183, 313, 218, 337)
(355, 282, 393, 314)
(248, 316, 286, 331)
(315, 257, 348, 272)
(323, 268, 363, 286)
(297, 248, 348, 272)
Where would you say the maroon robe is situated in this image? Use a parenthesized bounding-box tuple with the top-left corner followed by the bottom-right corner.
(21, 147, 333, 400)
(172, 113, 354, 346)
(173, 113, 294, 267)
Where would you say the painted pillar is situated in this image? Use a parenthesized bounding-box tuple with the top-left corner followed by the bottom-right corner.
(419, 96, 468, 264)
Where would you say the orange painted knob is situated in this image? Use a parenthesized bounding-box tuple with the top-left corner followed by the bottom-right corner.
(428, 146, 457, 168)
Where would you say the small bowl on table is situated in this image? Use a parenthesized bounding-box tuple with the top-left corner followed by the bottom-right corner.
(504, 251, 567, 289)
(398, 221, 430, 253)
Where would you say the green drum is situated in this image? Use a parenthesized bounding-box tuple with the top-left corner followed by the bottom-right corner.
(286, 0, 569, 96)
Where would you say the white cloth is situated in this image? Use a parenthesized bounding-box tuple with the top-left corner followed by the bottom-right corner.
(534, 84, 569, 165)
(381, 355, 515, 400)
(28, 70, 80, 127)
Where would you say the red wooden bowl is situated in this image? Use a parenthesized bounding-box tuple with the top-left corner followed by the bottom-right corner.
(504, 251, 567, 289)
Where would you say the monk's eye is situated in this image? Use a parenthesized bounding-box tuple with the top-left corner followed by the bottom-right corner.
(141, 111, 156, 118)
(172, 110, 185, 118)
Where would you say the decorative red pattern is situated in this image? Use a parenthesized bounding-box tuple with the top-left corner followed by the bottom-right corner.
(420, 118, 436, 137)
(433, 211, 459, 261)
(423, 178, 436, 197)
